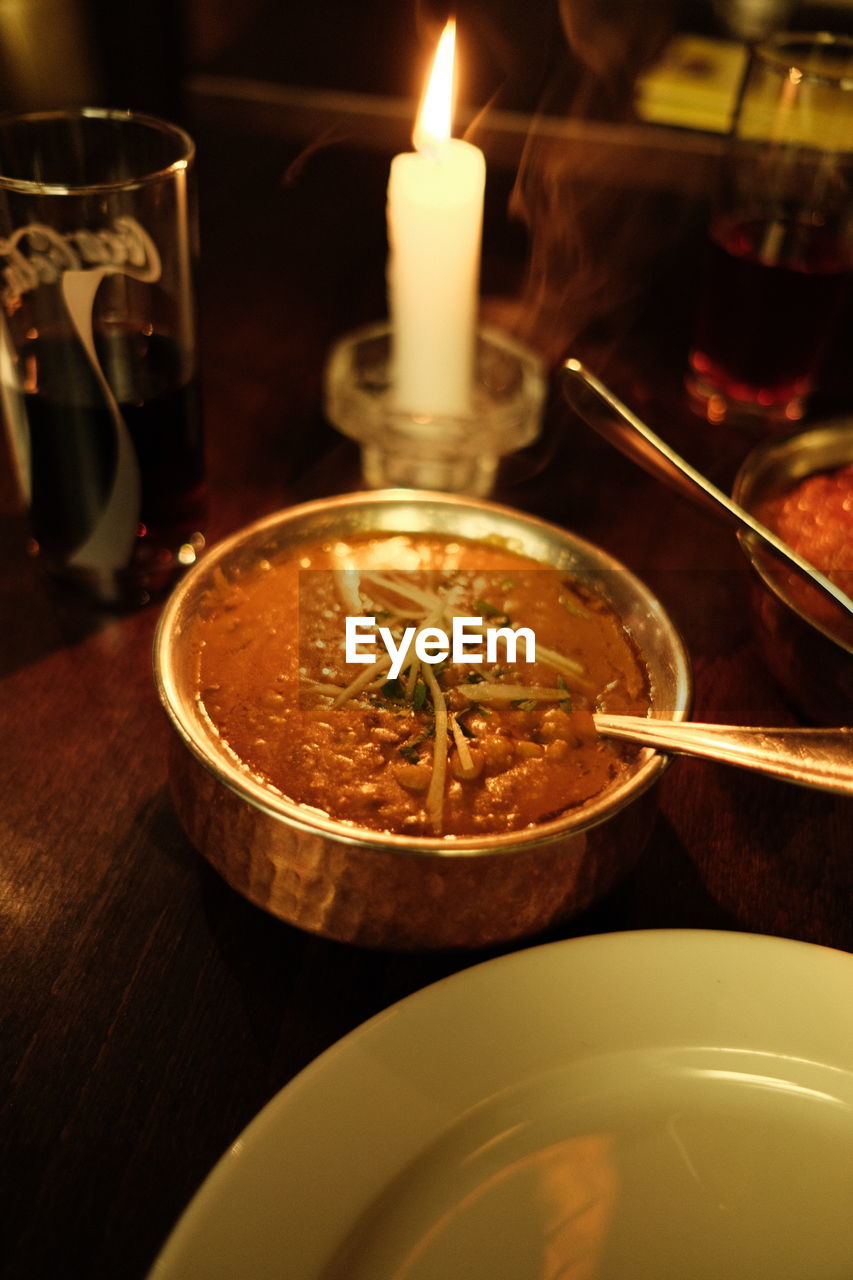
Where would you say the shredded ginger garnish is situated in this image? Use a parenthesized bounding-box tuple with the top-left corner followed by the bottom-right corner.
(303, 570, 591, 833)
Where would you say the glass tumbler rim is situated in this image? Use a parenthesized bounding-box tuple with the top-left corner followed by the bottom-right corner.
(753, 30, 853, 89)
(0, 107, 195, 196)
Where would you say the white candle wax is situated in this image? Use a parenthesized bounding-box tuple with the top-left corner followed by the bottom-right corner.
(386, 24, 485, 418)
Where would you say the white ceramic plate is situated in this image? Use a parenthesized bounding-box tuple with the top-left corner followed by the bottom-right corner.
(149, 930, 853, 1280)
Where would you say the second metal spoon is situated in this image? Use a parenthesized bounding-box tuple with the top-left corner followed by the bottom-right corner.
(561, 357, 853, 621)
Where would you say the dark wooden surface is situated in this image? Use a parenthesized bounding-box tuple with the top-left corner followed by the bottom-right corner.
(1, 117, 851, 1280)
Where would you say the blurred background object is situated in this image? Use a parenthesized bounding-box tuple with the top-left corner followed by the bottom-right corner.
(3, 1, 853, 131)
(0, 0, 98, 109)
(0, 0, 187, 117)
(712, 0, 796, 40)
(636, 35, 749, 132)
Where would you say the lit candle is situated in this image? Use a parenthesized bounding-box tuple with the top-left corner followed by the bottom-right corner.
(387, 19, 486, 417)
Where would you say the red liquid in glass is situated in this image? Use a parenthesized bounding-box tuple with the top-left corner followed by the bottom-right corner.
(23, 331, 205, 601)
(690, 217, 853, 410)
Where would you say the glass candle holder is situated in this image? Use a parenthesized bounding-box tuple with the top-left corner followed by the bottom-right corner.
(324, 322, 545, 496)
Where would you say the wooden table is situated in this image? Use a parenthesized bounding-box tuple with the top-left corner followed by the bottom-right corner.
(1, 114, 850, 1280)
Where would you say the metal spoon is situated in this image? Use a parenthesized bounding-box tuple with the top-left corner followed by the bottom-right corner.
(593, 716, 853, 795)
(561, 358, 853, 621)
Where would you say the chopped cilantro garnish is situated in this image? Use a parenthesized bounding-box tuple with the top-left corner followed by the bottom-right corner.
(380, 678, 405, 700)
(474, 599, 508, 622)
(399, 725, 435, 761)
(512, 699, 537, 712)
(557, 675, 574, 712)
(412, 678, 428, 712)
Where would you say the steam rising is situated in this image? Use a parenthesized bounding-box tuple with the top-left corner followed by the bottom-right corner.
(497, 0, 698, 365)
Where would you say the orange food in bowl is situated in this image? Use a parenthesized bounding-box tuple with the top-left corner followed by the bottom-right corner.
(187, 533, 650, 838)
(753, 462, 853, 644)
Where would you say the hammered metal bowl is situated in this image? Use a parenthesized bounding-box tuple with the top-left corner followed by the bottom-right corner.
(153, 490, 691, 950)
(733, 423, 853, 724)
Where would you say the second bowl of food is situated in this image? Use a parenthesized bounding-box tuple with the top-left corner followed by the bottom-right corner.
(154, 490, 690, 949)
(733, 422, 853, 724)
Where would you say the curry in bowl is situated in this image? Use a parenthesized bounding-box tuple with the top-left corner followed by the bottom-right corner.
(190, 533, 650, 839)
(752, 461, 853, 648)
(733, 424, 853, 724)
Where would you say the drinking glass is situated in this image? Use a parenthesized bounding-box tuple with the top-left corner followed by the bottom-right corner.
(0, 108, 205, 605)
(687, 33, 853, 427)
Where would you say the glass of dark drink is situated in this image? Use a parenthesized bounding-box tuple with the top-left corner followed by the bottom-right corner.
(688, 34, 853, 428)
(0, 109, 205, 605)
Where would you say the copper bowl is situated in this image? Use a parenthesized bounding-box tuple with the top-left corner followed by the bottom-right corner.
(153, 490, 691, 950)
(733, 423, 853, 725)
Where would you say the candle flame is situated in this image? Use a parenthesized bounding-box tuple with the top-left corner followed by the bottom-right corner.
(413, 19, 456, 153)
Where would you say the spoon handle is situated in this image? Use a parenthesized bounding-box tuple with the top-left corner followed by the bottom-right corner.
(563, 358, 724, 519)
(561, 358, 853, 620)
(593, 715, 853, 795)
